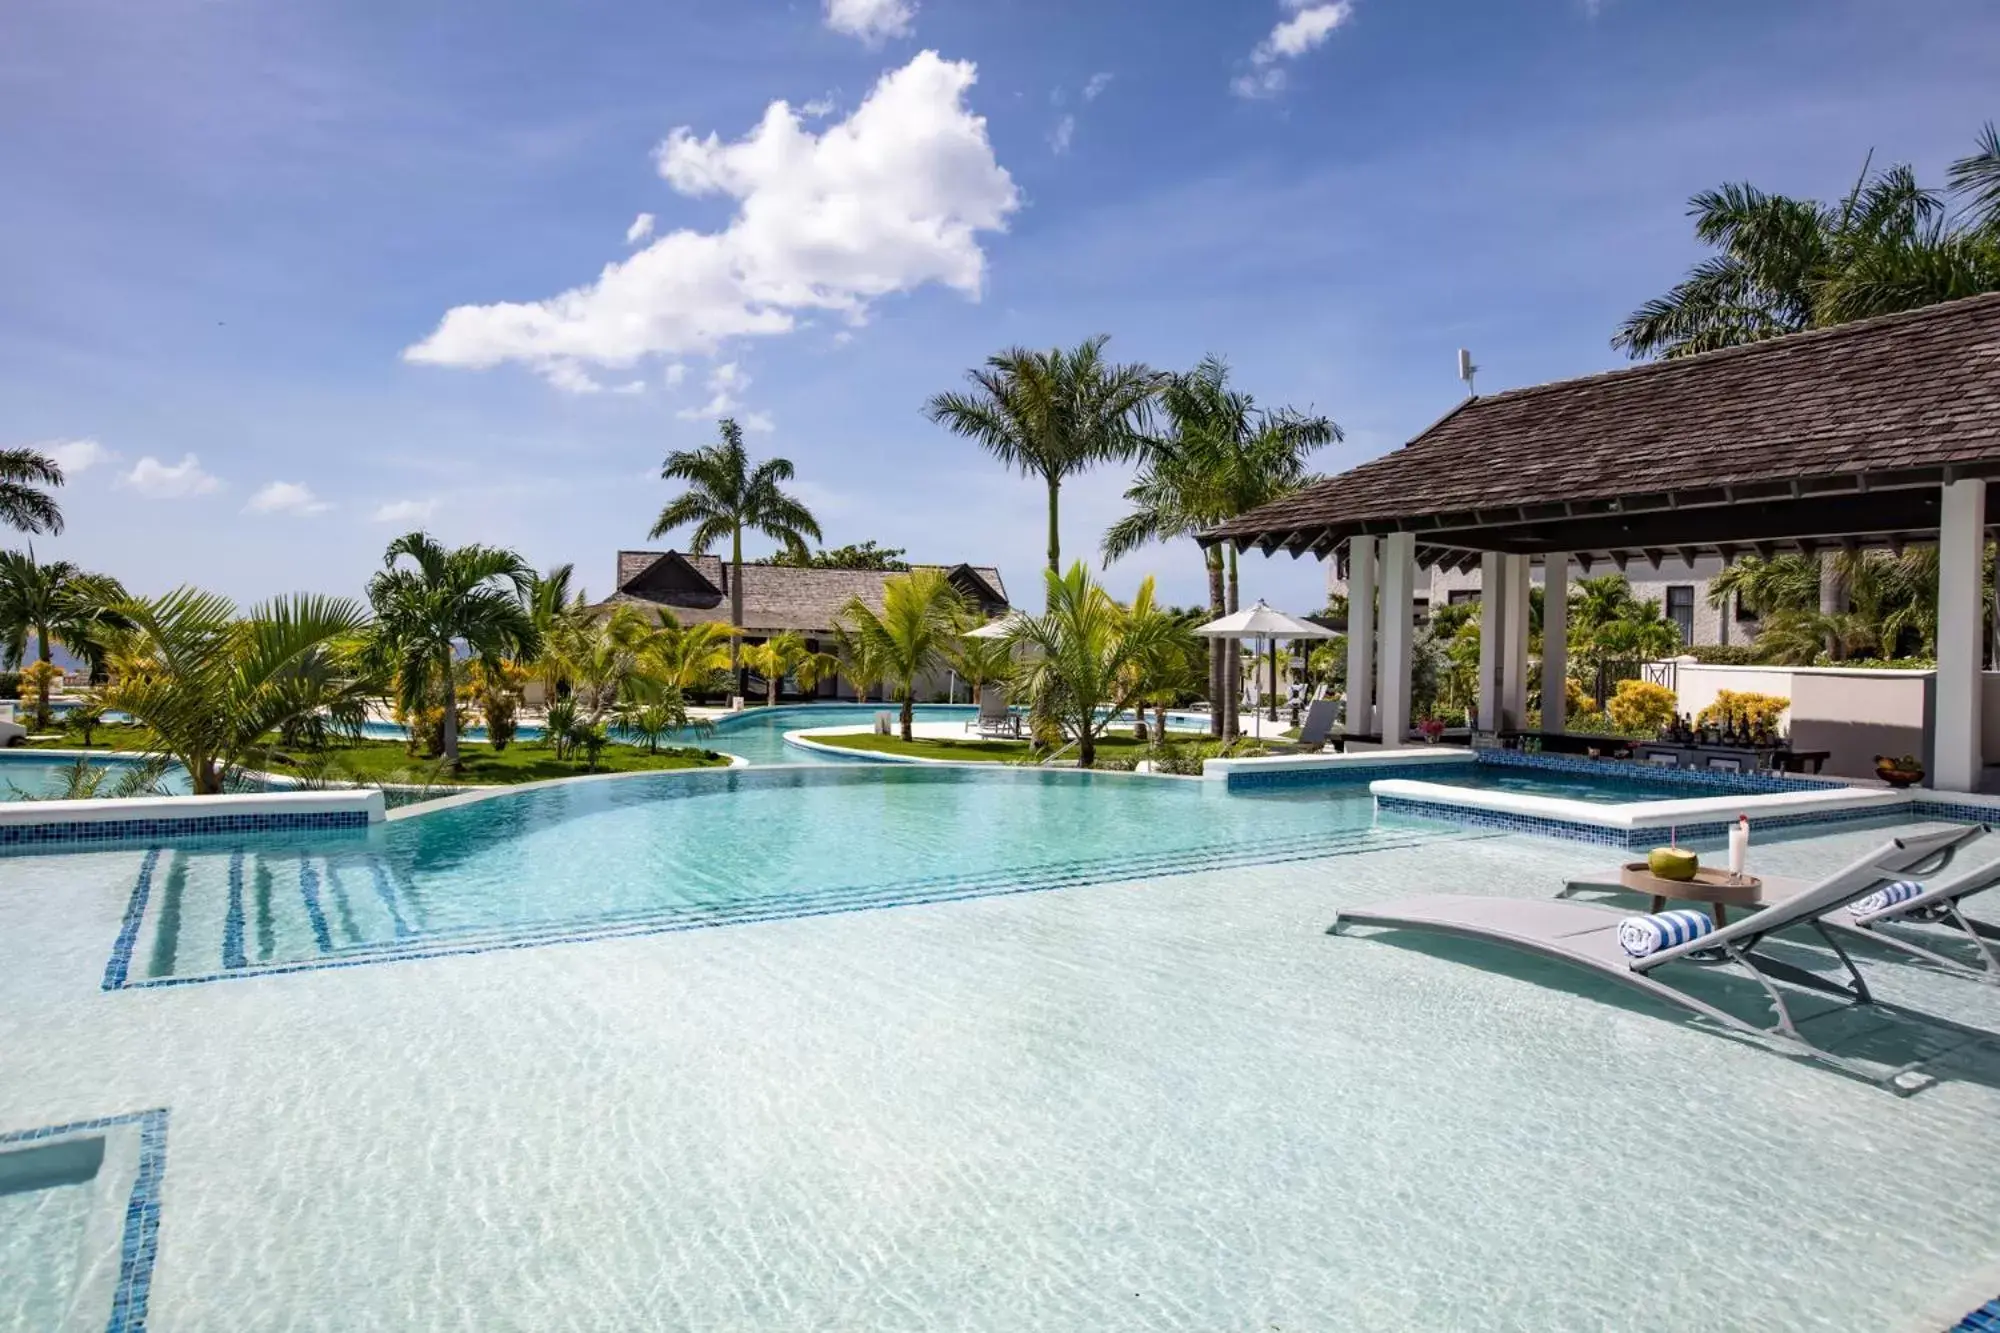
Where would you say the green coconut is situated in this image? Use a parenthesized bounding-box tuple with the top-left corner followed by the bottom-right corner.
(1648, 847, 1699, 881)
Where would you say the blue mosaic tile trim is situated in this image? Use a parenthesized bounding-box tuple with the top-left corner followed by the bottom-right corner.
(221, 849, 246, 970)
(1376, 795, 1917, 849)
(1912, 797, 2000, 826)
(0, 1107, 170, 1333)
(367, 860, 414, 937)
(101, 848, 160, 991)
(1226, 759, 1474, 792)
(0, 808, 367, 849)
(296, 851, 333, 953)
(1471, 747, 1819, 794)
(115, 826, 1492, 988)
(1951, 1296, 2000, 1331)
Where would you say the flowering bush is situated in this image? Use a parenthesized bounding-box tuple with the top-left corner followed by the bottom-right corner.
(1606, 679, 1677, 734)
(1696, 690, 1789, 732)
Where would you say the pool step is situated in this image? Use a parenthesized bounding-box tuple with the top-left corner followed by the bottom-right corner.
(110, 823, 1484, 987)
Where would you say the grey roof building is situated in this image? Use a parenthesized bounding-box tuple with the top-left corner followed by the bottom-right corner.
(605, 551, 1010, 638)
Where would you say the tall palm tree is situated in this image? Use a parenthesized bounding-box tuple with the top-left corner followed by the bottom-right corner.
(521, 563, 588, 701)
(365, 532, 540, 767)
(651, 418, 821, 691)
(1004, 564, 1182, 768)
(834, 569, 966, 740)
(0, 551, 127, 727)
(1107, 357, 1337, 741)
(101, 589, 377, 794)
(0, 447, 66, 536)
(927, 336, 1159, 593)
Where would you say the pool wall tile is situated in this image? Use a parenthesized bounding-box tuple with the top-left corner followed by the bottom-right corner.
(0, 1107, 170, 1333)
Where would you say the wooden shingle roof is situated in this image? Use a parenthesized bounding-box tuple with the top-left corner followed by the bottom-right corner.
(603, 552, 1010, 636)
(1209, 292, 2000, 567)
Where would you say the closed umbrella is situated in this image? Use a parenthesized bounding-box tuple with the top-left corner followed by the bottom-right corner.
(1193, 601, 1338, 740)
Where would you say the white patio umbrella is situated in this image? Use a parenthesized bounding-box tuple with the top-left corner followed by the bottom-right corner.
(1193, 601, 1338, 739)
(963, 612, 1029, 640)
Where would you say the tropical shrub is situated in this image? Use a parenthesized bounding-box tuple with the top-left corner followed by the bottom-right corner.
(17, 661, 62, 726)
(64, 698, 107, 747)
(394, 700, 445, 758)
(543, 697, 580, 761)
(1696, 690, 1789, 732)
(465, 660, 526, 751)
(835, 568, 966, 741)
(1682, 644, 1762, 665)
(1005, 566, 1186, 768)
(1605, 679, 1677, 734)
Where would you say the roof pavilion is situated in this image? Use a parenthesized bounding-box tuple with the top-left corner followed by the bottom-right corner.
(1204, 292, 2000, 790)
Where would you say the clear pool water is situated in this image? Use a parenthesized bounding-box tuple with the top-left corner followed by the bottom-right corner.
(0, 751, 192, 801)
(1429, 766, 1765, 804)
(7, 768, 2000, 1329)
(107, 766, 1453, 986)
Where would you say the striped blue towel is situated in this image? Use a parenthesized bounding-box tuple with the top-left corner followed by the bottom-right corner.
(1850, 880, 1925, 918)
(1618, 909, 1714, 958)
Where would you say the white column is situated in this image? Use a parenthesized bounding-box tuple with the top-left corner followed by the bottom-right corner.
(1936, 478, 1986, 792)
(1377, 533, 1416, 744)
(1345, 539, 1376, 735)
(1541, 555, 1569, 733)
(1501, 554, 1531, 729)
(1477, 552, 1504, 733)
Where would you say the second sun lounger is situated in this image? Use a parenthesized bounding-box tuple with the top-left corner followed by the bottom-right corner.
(1330, 824, 1986, 1092)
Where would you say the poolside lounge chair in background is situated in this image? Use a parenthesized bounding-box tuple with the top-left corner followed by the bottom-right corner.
(1269, 699, 1342, 753)
(1820, 858, 2000, 985)
(971, 686, 1022, 739)
(1330, 824, 1986, 1092)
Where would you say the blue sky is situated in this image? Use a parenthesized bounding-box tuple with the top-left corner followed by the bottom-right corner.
(6, 0, 1998, 614)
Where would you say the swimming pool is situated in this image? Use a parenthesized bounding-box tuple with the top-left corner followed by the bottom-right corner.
(1427, 766, 1767, 804)
(7, 767, 2000, 1329)
(0, 751, 192, 801)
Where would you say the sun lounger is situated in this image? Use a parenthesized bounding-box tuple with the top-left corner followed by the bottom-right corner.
(1817, 858, 2000, 985)
(1331, 824, 1986, 1092)
(1264, 699, 1341, 753)
(969, 686, 1021, 739)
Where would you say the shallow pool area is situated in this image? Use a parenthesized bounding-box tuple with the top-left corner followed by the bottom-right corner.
(0, 752, 192, 802)
(6, 765, 2000, 1329)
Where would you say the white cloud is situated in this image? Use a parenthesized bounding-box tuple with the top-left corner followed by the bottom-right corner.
(372, 498, 438, 524)
(1050, 114, 1076, 155)
(676, 362, 750, 420)
(824, 0, 913, 45)
(741, 412, 775, 433)
(802, 96, 838, 119)
(120, 453, 220, 499)
(1234, 1, 1354, 99)
(1082, 72, 1113, 101)
(40, 438, 109, 475)
(244, 481, 330, 516)
(543, 361, 604, 394)
(404, 52, 1017, 390)
(625, 212, 656, 244)
(662, 362, 688, 388)
(612, 379, 647, 395)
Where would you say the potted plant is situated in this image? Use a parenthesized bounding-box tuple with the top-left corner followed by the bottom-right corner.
(1874, 753, 1924, 788)
(1417, 717, 1446, 744)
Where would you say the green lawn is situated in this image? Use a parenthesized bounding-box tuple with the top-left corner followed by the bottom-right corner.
(809, 732, 1154, 763)
(25, 724, 729, 786)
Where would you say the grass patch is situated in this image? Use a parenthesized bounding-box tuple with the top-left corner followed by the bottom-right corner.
(810, 733, 1154, 764)
(24, 724, 729, 785)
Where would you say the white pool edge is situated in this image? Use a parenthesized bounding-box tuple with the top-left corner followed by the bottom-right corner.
(1368, 777, 1906, 833)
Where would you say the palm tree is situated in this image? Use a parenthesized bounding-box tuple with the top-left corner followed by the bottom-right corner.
(0, 447, 66, 536)
(0, 551, 127, 727)
(1567, 574, 1639, 632)
(365, 532, 540, 768)
(101, 589, 377, 794)
(1005, 564, 1182, 768)
(521, 563, 588, 701)
(927, 336, 1159, 590)
(1107, 356, 1337, 742)
(741, 630, 808, 707)
(643, 609, 735, 697)
(944, 628, 1015, 706)
(651, 419, 822, 690)
(834, 569, 965, 740)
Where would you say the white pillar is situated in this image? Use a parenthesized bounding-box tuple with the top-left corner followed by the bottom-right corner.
(1501, 554, 1531, 729)
(1936, 478, 1986, 792)
(1477, 552, 1504, 733)
(1377, 533, 1416, 745)
(1345, 539, 1377, 735)
(1541, 555, 1569, 733)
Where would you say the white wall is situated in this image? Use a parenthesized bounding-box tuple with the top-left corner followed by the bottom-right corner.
(1664, 662, 1934, 780)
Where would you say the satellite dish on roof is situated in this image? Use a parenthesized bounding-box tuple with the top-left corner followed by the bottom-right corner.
(1457, 348, 1478, 398)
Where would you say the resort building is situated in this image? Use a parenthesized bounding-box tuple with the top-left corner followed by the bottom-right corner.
(603, 550, 1011, 698)
(1326, 553, 1753, 646)
(1214, 291, 2000, 792)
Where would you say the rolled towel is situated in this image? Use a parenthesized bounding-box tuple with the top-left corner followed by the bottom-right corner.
(1618, 908, 1714, 958)
(1849, 879, 1925, 918)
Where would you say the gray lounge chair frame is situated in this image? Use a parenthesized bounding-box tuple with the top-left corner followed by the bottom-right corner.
(969, 686, 1022, 740)
(1332, 824, 1986, 1093)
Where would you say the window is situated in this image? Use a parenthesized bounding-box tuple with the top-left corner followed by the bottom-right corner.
(1665, 585, 1695, 644)
(1734, 591, 1756, 623)
(1447, 589, 1481, 605)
